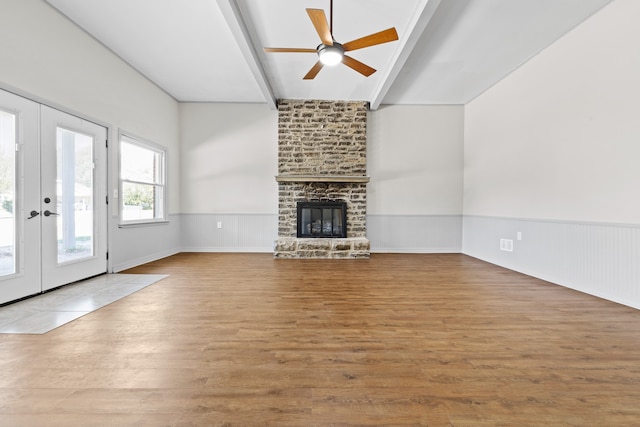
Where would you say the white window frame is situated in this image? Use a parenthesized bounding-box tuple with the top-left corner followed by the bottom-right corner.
(118, 131, 168, 226)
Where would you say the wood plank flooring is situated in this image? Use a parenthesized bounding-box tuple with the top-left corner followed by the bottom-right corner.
(1, 253, 640, 426)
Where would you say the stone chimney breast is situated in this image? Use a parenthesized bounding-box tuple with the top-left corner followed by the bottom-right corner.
(274, 100, 370, 259)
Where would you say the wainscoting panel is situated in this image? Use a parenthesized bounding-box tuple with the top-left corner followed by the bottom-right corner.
(462, 215, 640, 309)
(367, 215, 463, 253)
(180, 213, 278, 253)
(111, 214, 182, 272)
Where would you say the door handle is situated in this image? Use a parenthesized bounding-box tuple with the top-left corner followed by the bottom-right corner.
(27, 210, 40, 219)
(43, 210, 59, 217)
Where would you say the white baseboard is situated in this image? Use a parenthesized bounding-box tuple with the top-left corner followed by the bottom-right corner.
(111, 248, 181, 272)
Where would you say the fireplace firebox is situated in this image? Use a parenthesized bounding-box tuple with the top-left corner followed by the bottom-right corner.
(297, 201, 347, 238)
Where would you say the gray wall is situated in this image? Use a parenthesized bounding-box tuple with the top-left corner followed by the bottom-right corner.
(463, 0, 640, 308)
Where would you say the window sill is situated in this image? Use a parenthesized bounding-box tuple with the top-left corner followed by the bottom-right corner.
(118, 220, 170, 229)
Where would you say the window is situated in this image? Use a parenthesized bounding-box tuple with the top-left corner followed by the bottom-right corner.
(119, 133, 166, 225)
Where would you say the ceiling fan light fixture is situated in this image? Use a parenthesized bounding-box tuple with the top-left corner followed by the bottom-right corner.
(318, 43, 344, 66)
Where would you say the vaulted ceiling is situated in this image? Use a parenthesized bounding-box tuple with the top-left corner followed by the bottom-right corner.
(45, 0, 612, 109)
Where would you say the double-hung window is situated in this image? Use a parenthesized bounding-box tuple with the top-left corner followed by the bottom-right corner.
(119, 133, 166, 225)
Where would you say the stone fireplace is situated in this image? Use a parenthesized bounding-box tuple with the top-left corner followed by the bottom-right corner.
(274, 99, 370, 258)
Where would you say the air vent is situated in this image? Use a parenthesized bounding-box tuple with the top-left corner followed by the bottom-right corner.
(500, 238, 513, 252)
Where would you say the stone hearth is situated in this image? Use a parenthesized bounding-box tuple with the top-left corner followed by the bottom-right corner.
(274, 100, 370, 259)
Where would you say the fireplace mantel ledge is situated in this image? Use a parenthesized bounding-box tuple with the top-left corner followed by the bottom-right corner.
(275, 175, 370, 183)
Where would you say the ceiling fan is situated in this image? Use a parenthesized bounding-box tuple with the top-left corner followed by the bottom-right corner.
(263, 0, 399, 79)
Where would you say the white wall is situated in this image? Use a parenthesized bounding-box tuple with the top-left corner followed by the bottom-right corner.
(463, 0, 640, 308)
(367, 105, 464, 252)
(177, 103, 465, 253)
(464, 0, 639, 223)
(179, 103, 278, 214)
(179, 103, 278, 251)
(368, 105, 464, 215)
(0, 0, 181, 270)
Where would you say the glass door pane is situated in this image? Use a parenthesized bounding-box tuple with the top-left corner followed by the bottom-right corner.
(0, 110, 16, 277)
(0, 89, 40, 304)
(56, 127, 94, 264)
(40, 105, 107, 292)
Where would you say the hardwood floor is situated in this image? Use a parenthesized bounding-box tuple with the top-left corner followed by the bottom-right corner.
(1, 253, 640, 426)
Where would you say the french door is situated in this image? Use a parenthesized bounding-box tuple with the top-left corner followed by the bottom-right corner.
(0, 90, 107, 304)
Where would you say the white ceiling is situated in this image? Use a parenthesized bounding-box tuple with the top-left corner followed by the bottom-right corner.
(45, 0, 612, 109)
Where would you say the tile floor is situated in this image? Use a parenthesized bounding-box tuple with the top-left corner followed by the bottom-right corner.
(0, 273, 168, 334)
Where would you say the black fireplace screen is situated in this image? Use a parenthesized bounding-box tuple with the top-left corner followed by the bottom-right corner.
(297, 201, 347, 238)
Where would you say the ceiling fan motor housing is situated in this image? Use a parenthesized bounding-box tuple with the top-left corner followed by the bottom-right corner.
(318, 42, 344, 65)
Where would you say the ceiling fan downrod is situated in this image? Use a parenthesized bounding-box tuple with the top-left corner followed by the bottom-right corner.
(329, 0, 333, 35)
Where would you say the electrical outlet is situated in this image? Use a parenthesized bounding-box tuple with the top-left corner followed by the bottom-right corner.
(217, 221, 222, 229)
